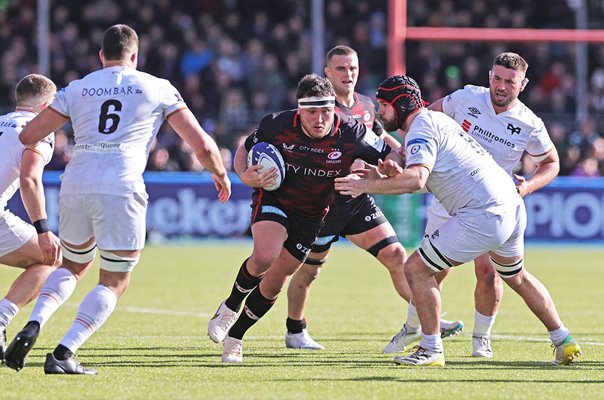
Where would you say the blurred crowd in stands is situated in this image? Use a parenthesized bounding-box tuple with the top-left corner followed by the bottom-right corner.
(1, 0, 604, 177)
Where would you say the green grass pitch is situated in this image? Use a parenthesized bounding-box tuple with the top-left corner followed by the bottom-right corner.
(1, 243, 603, 399)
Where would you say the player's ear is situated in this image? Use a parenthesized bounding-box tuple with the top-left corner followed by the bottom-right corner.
(488, 70, 492, 80)
(520, 77, 529, 91)
(99, 49, 105, 63)
(324, 66, 330, 79)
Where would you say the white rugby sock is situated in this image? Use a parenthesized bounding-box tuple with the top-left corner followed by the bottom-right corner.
(549, 324, 571, 346)
(0, 298, 19, 328)
(405, 303, 421, 332)
(30, 268, 77, 328)
(419, 333, 443, 352)
(59, 285, 117, 353)
(473, 310, 496, 337)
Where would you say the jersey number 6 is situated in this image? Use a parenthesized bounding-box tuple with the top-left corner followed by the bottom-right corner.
(98, 99, 122, 134)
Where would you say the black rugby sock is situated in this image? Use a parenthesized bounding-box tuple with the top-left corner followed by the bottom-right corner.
(286, 317, 307, 334)
(53, 344, 73, 361)
(225, 258, 261, 312)
(228, 287, 276, 340)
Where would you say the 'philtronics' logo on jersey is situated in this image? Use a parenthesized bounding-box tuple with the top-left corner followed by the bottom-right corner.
(461, 119, 472, 132)
(468, 107, 481, 118)
(507, 123, 521, 135)
(471, 125, 516, 148)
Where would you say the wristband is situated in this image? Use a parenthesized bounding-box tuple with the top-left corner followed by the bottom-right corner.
(33, 219, 50, 234)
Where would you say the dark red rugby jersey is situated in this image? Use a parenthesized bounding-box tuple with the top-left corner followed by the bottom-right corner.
(333, 92, 386, 204)
(335, 92, 384, 136)
(245, 109, 391, 219)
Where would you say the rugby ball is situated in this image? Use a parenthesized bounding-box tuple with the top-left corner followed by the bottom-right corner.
(247, 142, 286, 191)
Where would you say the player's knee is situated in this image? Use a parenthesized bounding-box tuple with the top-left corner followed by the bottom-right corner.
(377, 242, 407, 271)
(367, 236, 400, 258)
(61, 241, 97, 264)
(475, 259, 498, 281)
(490, 257, 524, 279)
(251, 252, 277, 271)
(300, 263, 322, 282)
(99, 250, 140, 272)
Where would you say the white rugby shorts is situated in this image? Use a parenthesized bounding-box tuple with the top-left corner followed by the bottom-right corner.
(0, 209, 36, 257)
(59, 192, 148, 251)
(424, 198, 450, 236)
(420, 200, 526, 272)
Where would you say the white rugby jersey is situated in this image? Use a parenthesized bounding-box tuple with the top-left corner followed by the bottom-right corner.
(0, 111, 54, 210)
(405, 109, 518, 216)
(441, 85, 553, 174)
(51, 66, 187, 195)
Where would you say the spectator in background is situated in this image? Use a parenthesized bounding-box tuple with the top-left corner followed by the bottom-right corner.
(571, 156, 601, 177)
(217, 88, 250, 148)
(0, 0, 601, 174)
(46, 130, 73, 171)
(180, 39, 213, 77)
(147, 147, 180, 172)
(569, 117, 601, 160)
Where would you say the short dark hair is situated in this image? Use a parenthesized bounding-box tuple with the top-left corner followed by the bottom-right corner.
(296, 74, 335, 99)
(102, 24, 139, 61)
(493, 52, 528, 74)
(15, 74, 56, 105)
(326, 45, 357, 64)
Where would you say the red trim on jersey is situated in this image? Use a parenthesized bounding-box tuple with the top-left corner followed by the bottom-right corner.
(333, 113, 341, 134)
(292, 112, 299, 127)
(252, 189, 264, 222)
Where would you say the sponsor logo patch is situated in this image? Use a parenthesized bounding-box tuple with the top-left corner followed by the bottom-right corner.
(468, 107, 481, 118)
(407, 138, 429, 145)
(507, 123, 521, 135)
(327, 150, 342, 160)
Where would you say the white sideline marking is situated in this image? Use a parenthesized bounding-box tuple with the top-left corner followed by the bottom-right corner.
(104, 306, 604, 347)
(118, 306, 211, 318)
(491, 333, 604, 346)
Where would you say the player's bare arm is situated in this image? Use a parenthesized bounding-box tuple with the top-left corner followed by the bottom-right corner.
(167, 108, 231, 203)
(378, 158, 404, 177)
(233, 142, 277, 189)
(514, 147, 560, 197)
(19, 107, 68, 147)
(19, 148, 61, 266)
(350, 161, 384, 180)
(335, 164, 429, 197)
